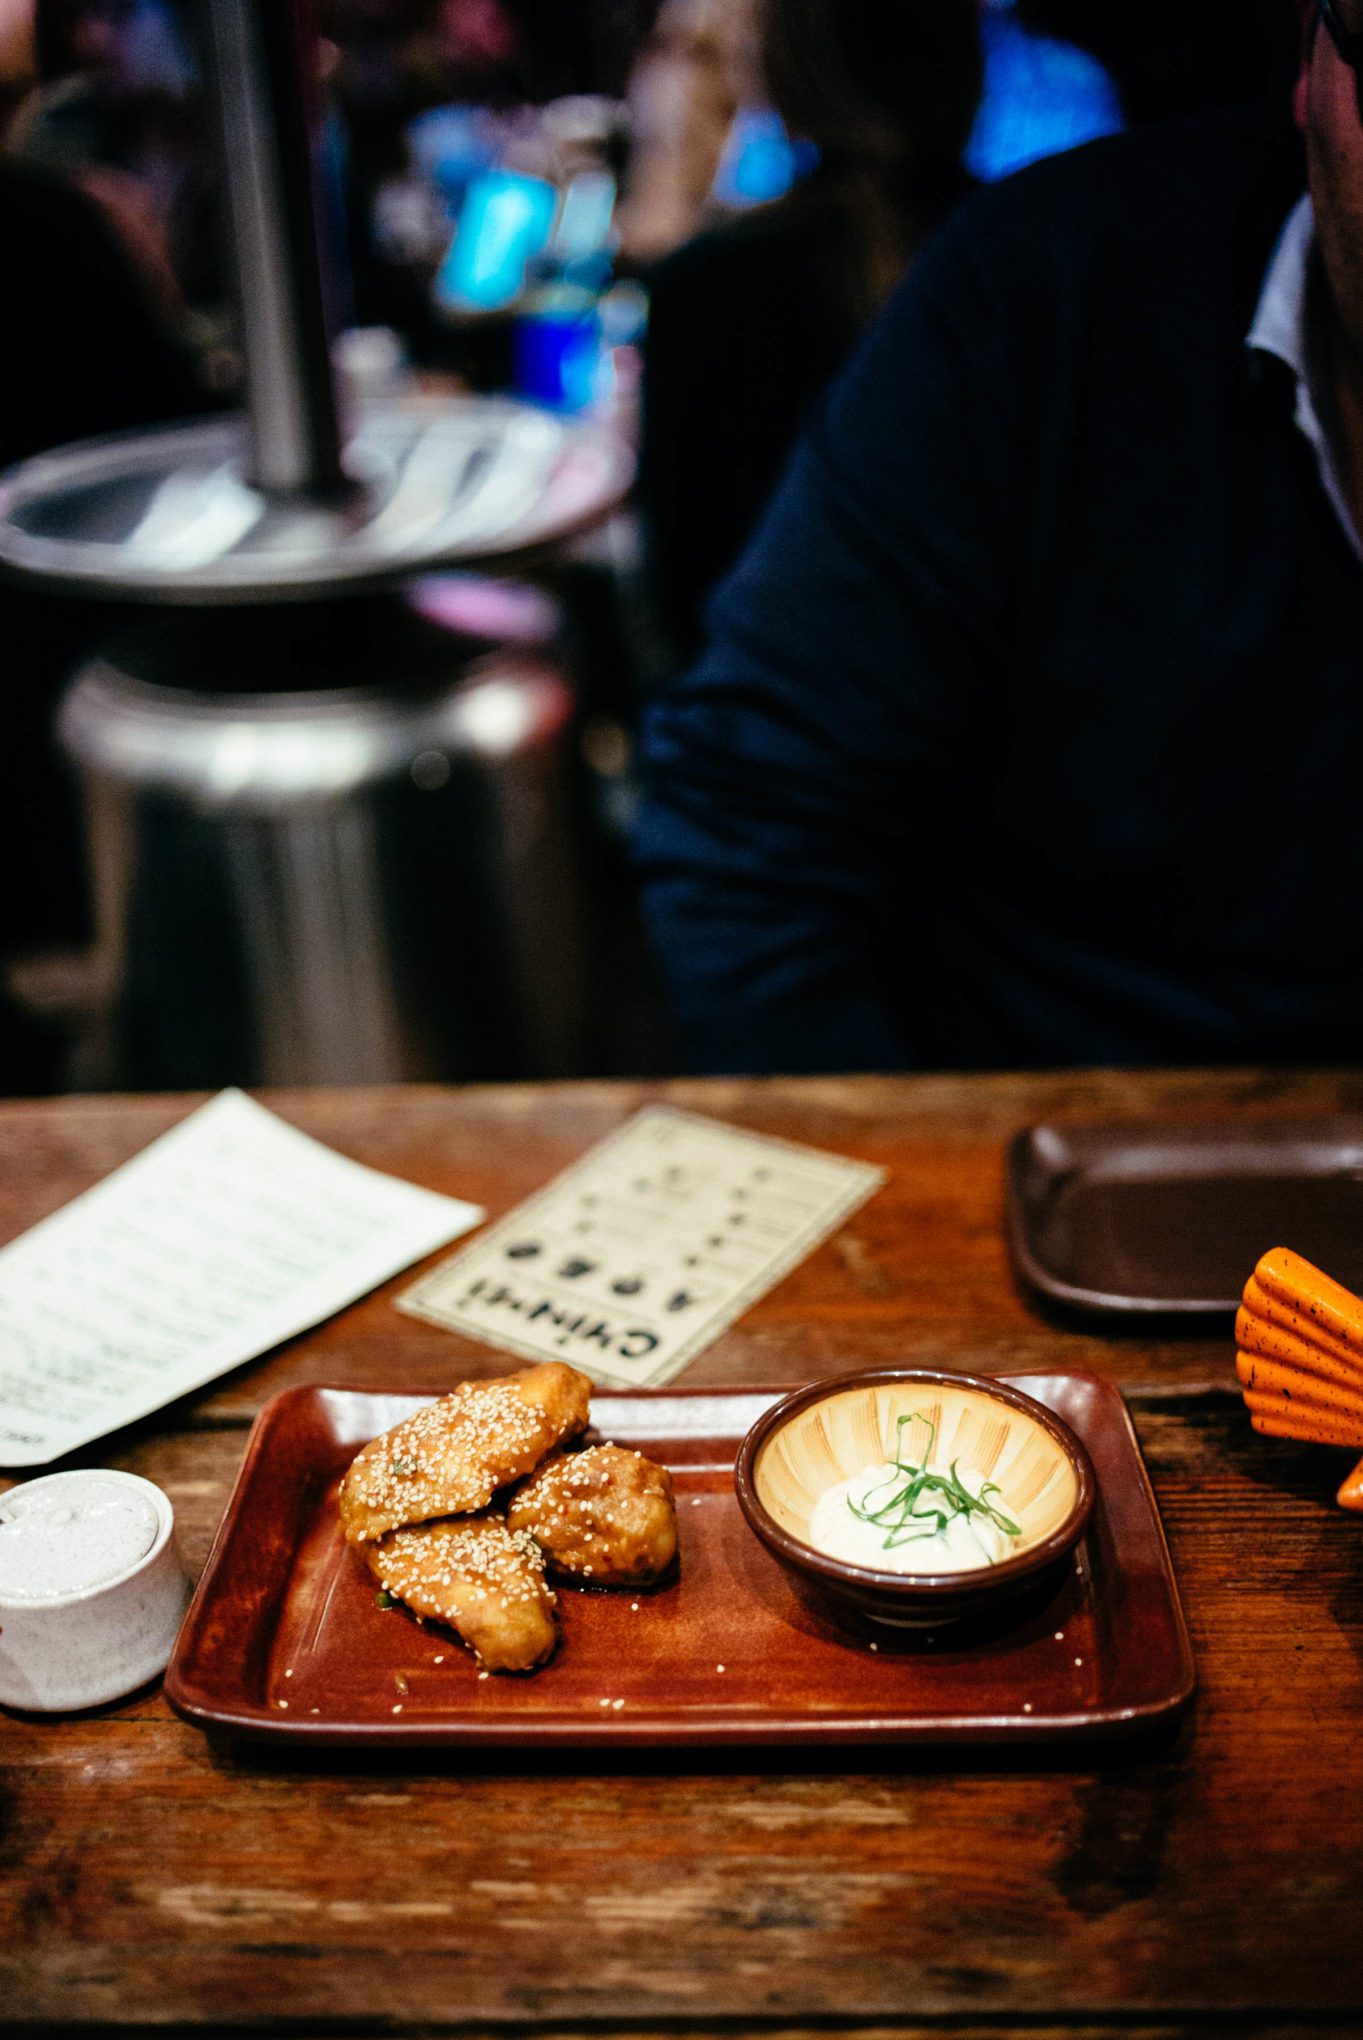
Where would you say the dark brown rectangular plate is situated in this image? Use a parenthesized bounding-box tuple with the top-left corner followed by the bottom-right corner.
(1007, 1118, 1363, 1318)
(165, 1370, 1192, 1750)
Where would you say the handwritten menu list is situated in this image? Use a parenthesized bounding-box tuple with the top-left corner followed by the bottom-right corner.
(0, 1091, 482, 1466)
(400, 1107, 886, 1388)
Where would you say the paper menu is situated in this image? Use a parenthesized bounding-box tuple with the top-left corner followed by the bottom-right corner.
(398, 1106, 886, 1388)
(0, 1089, 483, 1468)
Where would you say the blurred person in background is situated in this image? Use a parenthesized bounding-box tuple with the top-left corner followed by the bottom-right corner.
(636, 0, 982, 662)
(613, 0, 757, 270)
(0, 0, 203, 1090)
(9, 0, 205, 320)
(0, 163, 199, 468)
(634, 3, 1363, 1080)
(630, 0, 1298, 671)
(0, 0, 203, 496)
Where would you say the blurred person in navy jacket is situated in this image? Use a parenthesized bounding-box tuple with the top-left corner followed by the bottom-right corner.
(636, 4, 1363, 1078)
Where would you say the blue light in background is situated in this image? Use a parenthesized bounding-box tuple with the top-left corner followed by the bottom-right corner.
(552, 171, 617, 264)
(711, 109, 818, 210)
(434, 170, 558, 312)
(513, 286, 603, 411)
(965, 3, 1124, 182)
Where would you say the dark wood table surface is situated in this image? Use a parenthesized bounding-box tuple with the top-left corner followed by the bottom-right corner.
(3, 1067, 1362, 2039)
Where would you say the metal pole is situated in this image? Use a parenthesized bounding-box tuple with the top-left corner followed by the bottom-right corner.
(199, 0, 348, 497)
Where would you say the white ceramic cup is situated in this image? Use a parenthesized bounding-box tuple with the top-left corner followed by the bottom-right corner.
(0, 1469, 192, 1711)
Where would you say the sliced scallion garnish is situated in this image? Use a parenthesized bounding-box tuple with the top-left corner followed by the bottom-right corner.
(845, 1413, 1022, 1560)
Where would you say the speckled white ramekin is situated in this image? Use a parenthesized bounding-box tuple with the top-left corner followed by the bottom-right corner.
(0, 1469, 192, 1712)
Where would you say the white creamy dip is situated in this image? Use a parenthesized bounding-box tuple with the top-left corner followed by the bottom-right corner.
(0, 1474, 161, 1601)
(808, 1458, 1021, 1574)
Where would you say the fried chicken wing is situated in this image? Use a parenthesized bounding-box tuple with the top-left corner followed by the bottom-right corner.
(368, 1515, 558, 1672)
(339, 1363, 591, 1546)
(507, 1443, 678, 1586)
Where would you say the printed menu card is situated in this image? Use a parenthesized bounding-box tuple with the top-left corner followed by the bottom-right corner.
(399, 1106, 886, 1388)
(0, 1089, 482, 1467)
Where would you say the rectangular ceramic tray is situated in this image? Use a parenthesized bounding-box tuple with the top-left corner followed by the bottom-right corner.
(1007, 1118, 1363, 1317)
(165, 1370, 1193, 1749)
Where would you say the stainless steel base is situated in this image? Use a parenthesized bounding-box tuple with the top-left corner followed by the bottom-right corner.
(58, 595, 586, 1087)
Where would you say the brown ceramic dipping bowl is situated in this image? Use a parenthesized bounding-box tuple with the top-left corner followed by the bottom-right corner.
(735, 1370, 1096, 1633)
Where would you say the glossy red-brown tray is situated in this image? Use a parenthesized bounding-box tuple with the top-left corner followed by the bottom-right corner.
(165, 1370, 1194, 1749)
(1007, 1118, 1363, 1317)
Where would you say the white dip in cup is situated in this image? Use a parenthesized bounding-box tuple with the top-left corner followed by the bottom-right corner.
(0, 1469, 191, 1711)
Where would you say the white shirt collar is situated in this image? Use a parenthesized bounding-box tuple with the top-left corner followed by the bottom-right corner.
(1246, 193, 1363, 559)
(1246, 192, 1315, 372)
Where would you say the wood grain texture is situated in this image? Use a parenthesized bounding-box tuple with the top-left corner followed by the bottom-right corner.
(2, 1071, 1362, 2034)
(4, 1065, 1362, 1426)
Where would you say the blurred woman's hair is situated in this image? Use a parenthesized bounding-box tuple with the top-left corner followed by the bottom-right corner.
(758, 0, 982, 312)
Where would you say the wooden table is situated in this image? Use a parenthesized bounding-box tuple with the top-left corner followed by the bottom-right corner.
(3, 1067, 1362, 2038)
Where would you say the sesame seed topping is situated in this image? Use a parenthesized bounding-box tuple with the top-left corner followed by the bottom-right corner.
(340, 1365, 591, 1543)
(366, 1513, 559, 1672)
(505, 1441, 676, 1587)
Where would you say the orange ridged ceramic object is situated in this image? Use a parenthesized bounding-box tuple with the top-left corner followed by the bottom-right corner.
(1236, 1246, 1363, 1512)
